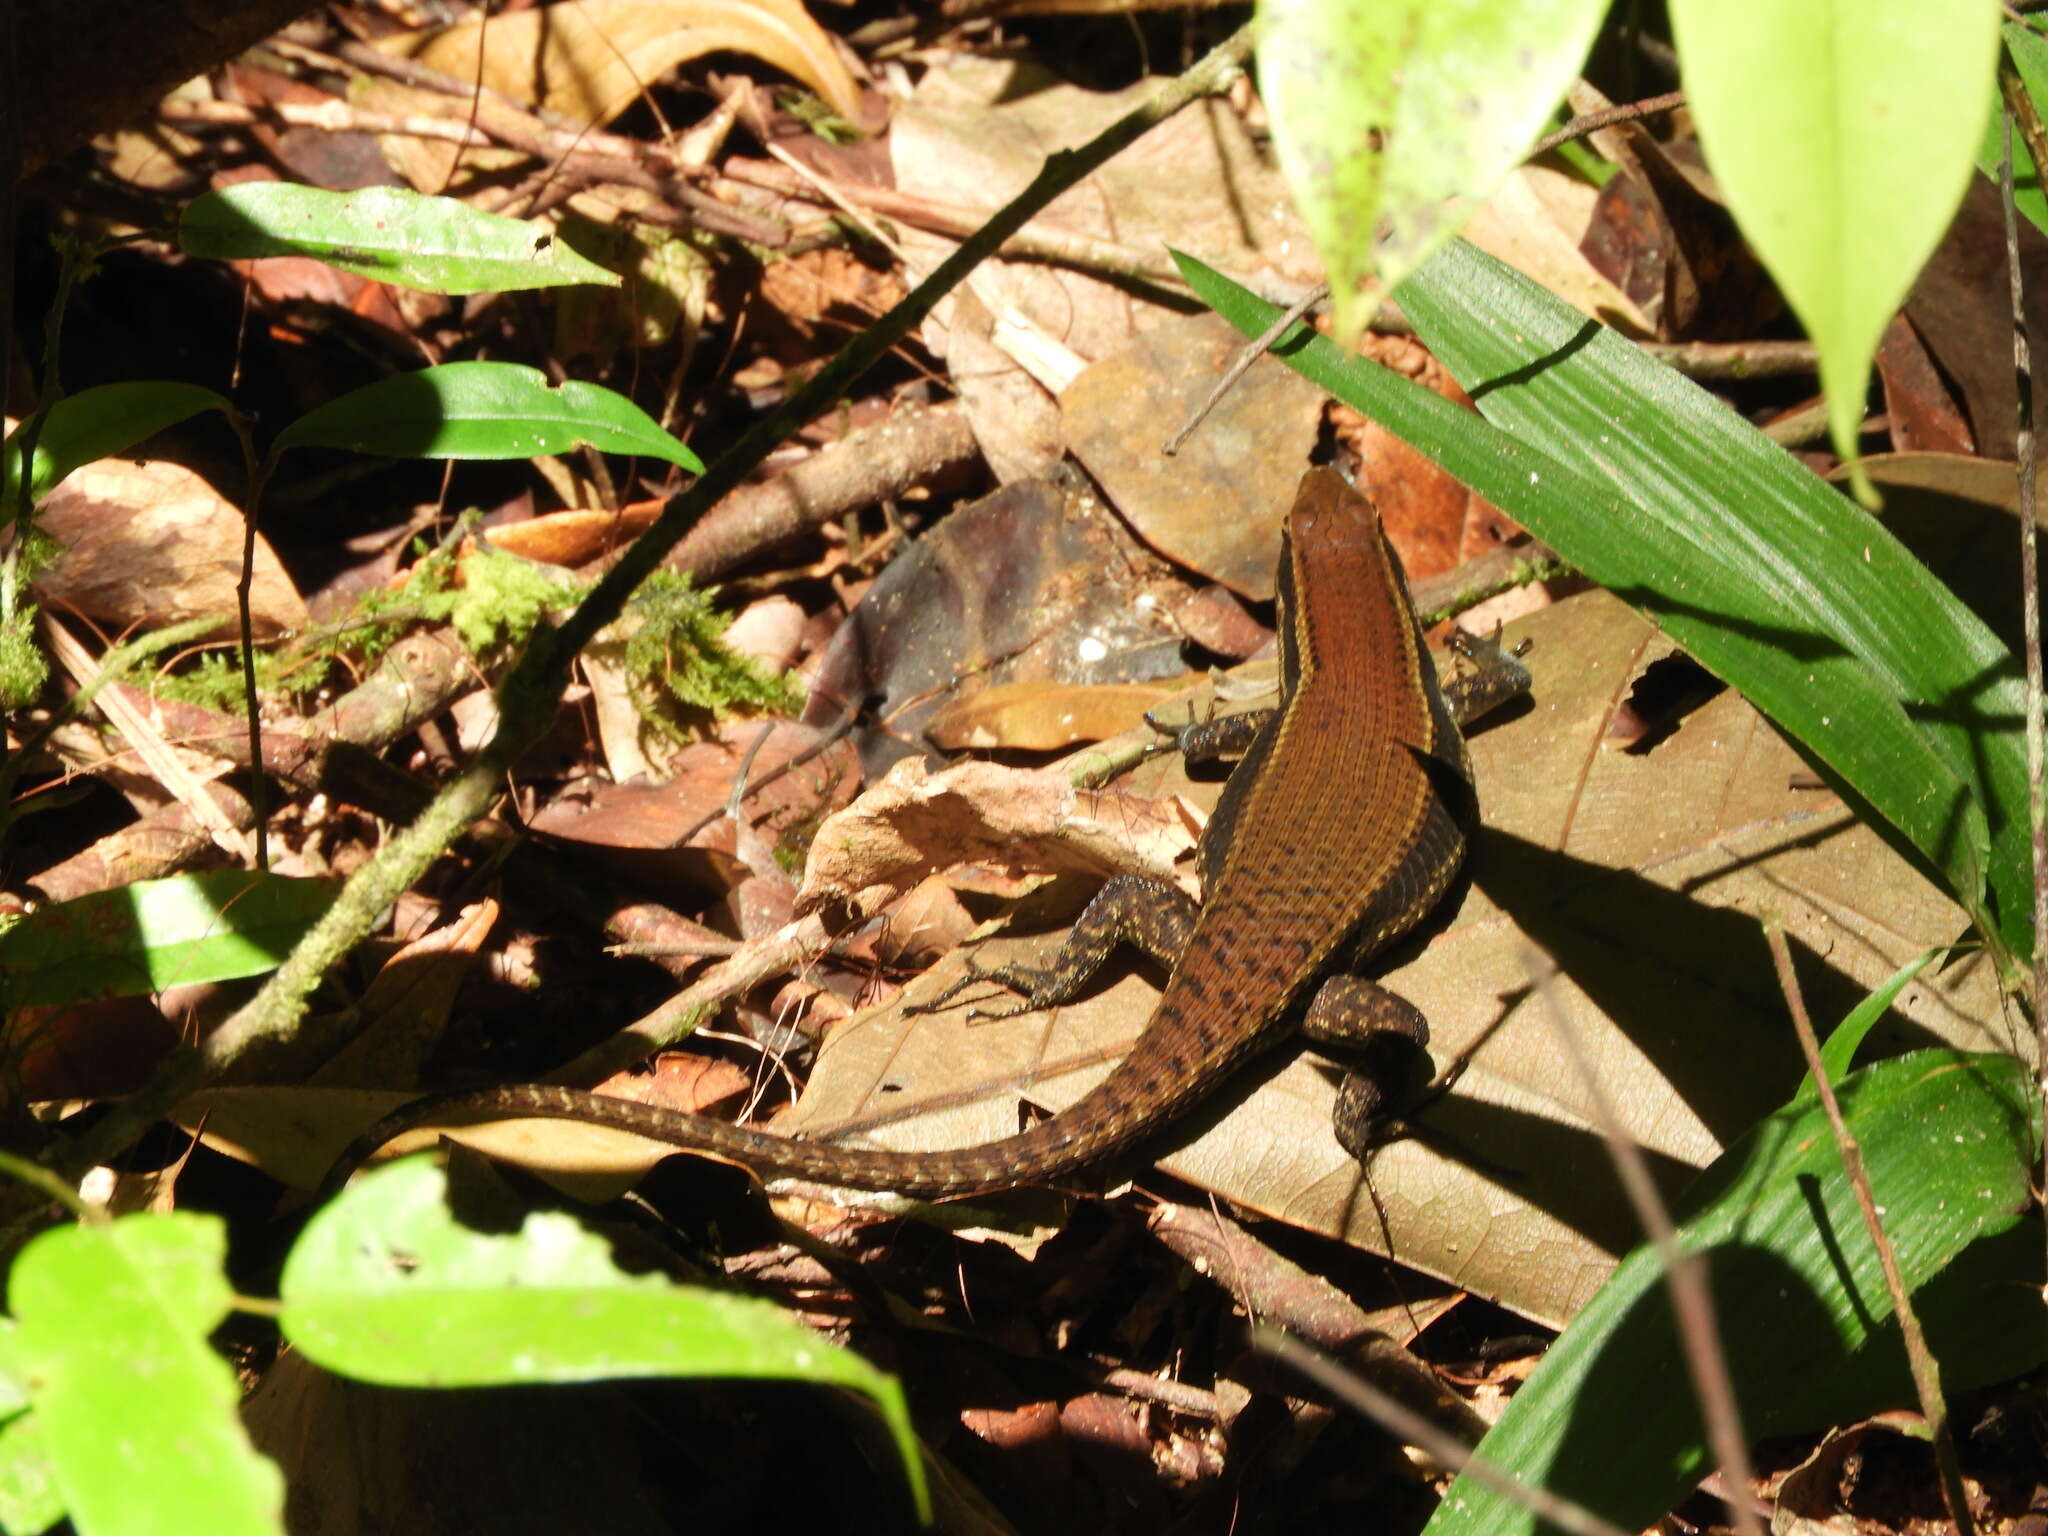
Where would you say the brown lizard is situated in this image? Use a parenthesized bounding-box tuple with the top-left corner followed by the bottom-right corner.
(328, 468, 1531, 1199)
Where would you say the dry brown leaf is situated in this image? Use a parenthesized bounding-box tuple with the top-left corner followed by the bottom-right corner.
(1061, 311, 1325, 600)
(797, 756, 1198, 920)
(891, 54, 1311, 483)
(924, 679, 1182, 752)
(34, 455, 308, 635)
(381, 0, 862, 130)
(483, 500, 663, 566)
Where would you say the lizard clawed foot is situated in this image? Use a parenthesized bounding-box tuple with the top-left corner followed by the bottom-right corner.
(907, 953, 1065, 1023)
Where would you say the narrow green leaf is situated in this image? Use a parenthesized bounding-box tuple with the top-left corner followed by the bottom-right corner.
(12, 1215, 285, 1536)
(1977, 22, 2048, 238)
(1256, 0, 1604, 343)
(272, 361, 704, 472)
(1667, 0, 2000, 497)
(1178, 246, 2027, 962)
(0, 382, 234, 523)
(282, 1158, 930, 1522)
(1803, 947, 1947, 1097)
(1422, 1050, 2042, 1536)
(0, 871, 335, 1010)
(179, 184, 619, 295)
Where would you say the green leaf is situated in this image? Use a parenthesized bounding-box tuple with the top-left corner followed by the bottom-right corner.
(0, 1411, 64, 1536)
(1667, 0, 2000, 497)
(1256, 0, 1605, 343)
(1177, 243, 2030, 965)
(1802, 947, 1947, 1097)
(1421, 1050, 2043, 1535)
(272, 361, 704, 472)
(0, 1322, 61, 1536)
(0, 870, 335, 1011)
(12, 1215, 286, 1535)
(282, 1158, 930, 1522)
(179, 184, 620, 295)
(1978, 22, 2048, 239)
(0, 382, 234, 523)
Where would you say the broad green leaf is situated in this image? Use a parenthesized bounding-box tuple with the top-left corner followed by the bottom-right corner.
(1, 382, 233, 523)
(1976, 21, 2048, 239)
(0, 870, 335, 1010)
(179, 184, 618, 295)
(272, 361, 704, 472)
(12, 1215, 285, 1536)
(282, 1158, 930, 1522)
(1668, 0, 2000, 498)
(0, 1412, 63, 1536)
(1180, 245, 2029, 964)
(1422, 1050, 2042, 1535)
(1257, 0, 1604, 343)
(0, 1322, 59, 1536)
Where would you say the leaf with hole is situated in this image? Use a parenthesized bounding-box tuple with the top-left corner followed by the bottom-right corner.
(179, 184, 618, 295)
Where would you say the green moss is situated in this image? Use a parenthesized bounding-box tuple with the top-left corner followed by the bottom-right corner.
(623, 570, 803, 737)
(0, 607, 48, 707)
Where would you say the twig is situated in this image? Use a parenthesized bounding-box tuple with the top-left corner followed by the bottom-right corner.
(1165, 283, 1327, 456)
(1999, 48, 2048, 1288)
(1634, 338, 1818, 380)
(1522, 944, 1763, 1536)
(1764, 924, 1977, 1536)
(53, 22, 1262, 1179)
(1529, 90, 1686, 157)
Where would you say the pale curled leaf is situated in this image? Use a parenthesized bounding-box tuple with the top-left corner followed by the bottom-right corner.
(925, 680, 1183, 752)
(796, 756, 1198, 918)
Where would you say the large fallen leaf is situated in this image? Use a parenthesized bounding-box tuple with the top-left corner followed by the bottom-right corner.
(34, 455, 307, 636)
(1061, 311, 1325, 600)
(381, 0, 861, 130)
(889, 54, 1310, 481)
(784, 589, 2009, 1327)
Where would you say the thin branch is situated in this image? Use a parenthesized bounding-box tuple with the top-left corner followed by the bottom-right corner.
(1764, 924, 1977, 1536)
(1522, 944, 1764, 1536)
(1999, 50, 2048, 1293)
(1529, 90, 1686, 157)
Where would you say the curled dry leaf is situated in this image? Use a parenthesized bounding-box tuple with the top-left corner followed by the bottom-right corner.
(797, 756, 1197, 920)
(381, 0, 863, 131)
(924, 679, 1184, 753)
